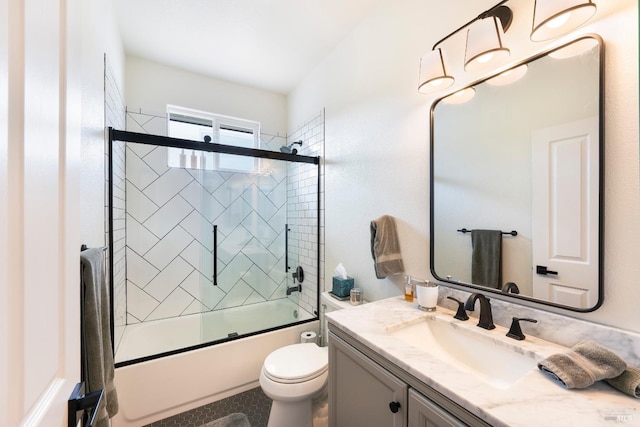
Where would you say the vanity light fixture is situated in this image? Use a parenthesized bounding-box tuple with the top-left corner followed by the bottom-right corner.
(531, 0, 597, 42)
(417, 1, 513, 94)
(464, 15, 510, 72)
(486, 64, 528, 86)
(547, 36, 599, 59)
(418, 48, 455, 94)
(442, 87, 476, 105)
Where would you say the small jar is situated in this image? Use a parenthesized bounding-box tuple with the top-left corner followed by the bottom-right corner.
(350, 288, 363, 305)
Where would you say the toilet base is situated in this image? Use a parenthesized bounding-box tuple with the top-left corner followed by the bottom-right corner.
(267, 399, 313, 427)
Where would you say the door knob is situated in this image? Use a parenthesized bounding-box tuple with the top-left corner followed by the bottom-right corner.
(536, 265, 558, 275)
(389, 401, 401, 413)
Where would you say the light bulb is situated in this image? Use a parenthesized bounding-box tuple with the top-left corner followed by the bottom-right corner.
(546, 12, 571, 29)
(477, 52, 494, 64)
(486, 64, 528, 86)
(442, 88, 476, 105)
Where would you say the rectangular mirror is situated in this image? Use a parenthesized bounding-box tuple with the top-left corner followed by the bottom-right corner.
(430, 35, 603, 312)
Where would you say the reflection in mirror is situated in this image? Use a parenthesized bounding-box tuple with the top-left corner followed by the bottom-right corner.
(430, 35, 602, 312)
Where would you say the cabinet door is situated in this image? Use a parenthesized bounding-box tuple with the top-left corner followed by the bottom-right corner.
(408, 389, 466, 427)
(329, 333, 407, 427)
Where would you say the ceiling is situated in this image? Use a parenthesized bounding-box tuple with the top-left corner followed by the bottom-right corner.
(113, 0, 385, 94)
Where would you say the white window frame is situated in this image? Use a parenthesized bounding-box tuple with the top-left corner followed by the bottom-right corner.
(166, 105, 261, 173)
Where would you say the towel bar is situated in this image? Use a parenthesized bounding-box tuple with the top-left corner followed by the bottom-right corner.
(68, 382, 103, 427)
(81, 244, 108, 252)
(457, 228, 517, 236)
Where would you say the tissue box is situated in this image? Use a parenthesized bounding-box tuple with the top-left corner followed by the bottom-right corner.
(332, 276, 355, 297)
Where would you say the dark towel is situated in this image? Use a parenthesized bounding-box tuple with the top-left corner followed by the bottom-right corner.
(471, 230, 502, 288)
(203, 413, 251, 427)
(606, 365, 640, 398)
(537, 341, 627, 389)
(81, 248, 119, 426)
(370, 215, 405, 279)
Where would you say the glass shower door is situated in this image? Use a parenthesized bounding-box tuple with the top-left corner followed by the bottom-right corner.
(199, 152, 293, 342)
(112, 126, 319, 363)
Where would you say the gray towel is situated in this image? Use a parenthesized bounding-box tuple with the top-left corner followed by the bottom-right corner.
(471, 230, 502, 288)
(203, 413, 251, 427)
(605, 365, 640, 398)
(537, 341, 627, 389)
(370, 215, 405, 279)
(81, 248, 119, 426)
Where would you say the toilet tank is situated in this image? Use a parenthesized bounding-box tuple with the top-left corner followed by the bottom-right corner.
(320, 291, 364, 346)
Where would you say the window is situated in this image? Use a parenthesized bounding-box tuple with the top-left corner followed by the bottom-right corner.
(166, 105, 260, 173)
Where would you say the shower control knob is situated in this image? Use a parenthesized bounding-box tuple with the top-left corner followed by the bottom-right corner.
(292, 266, 304, 283)
(389, 401, 401, 413)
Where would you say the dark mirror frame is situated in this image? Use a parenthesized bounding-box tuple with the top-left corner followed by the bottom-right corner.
(429, 34, 604, 312)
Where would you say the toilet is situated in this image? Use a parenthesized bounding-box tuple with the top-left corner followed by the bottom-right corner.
(259, 343, 328, 427)
(260, 293, 359, 427)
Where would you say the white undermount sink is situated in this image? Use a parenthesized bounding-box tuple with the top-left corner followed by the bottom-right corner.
(386, 314, 541, 389)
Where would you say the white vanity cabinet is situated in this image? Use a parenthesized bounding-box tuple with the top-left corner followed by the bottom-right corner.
(329, 330, 490, 427)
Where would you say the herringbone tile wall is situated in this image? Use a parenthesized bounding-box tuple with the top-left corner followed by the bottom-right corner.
(120, 109, 324, 326)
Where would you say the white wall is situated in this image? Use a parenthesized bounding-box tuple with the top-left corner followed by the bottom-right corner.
(80, 0, 125, 245)
(288, 0, 639, 331)
(125, 55, 288, 135)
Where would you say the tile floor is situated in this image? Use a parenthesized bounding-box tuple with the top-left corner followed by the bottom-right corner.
(144, 387, 272, 427)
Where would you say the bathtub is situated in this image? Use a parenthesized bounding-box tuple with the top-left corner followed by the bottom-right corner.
(112, 299, 318, 426)
(115, 299, 313, 363)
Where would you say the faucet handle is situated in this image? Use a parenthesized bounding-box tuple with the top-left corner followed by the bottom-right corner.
(446, 297, 469, 321)
(506, 317, 538, 340)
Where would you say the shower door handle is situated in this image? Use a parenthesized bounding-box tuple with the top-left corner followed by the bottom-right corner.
(213, 225, 218, 286)
(285, 224, 290, 272)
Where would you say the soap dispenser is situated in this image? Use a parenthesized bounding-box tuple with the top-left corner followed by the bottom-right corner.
(404, 276, 414, 301)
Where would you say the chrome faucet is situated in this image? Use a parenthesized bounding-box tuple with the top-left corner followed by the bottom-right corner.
(464, 293, 495, 330)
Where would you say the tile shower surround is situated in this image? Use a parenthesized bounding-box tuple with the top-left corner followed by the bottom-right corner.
(104, 57, 127, 350)
(118, 109, 324, 329)
(283, 111, 325, 317)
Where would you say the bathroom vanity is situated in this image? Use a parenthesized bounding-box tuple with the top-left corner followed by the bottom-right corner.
(326, 297, 639, 427)
(330, 331, 488, 426)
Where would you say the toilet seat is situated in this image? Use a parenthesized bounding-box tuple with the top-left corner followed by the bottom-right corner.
(262, 343, 328, 384)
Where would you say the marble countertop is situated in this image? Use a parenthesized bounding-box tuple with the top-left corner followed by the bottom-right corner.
(326, 296, 639, 427)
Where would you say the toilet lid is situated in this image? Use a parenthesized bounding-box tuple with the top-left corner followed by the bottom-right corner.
(263, 343, 328, 383)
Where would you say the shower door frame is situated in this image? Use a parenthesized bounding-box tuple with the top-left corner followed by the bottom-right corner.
(108, 127, 321, 366)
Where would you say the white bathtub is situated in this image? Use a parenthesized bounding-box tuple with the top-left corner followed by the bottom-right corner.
(115, 299, 312, 363)
(112, 299, 318, 426)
